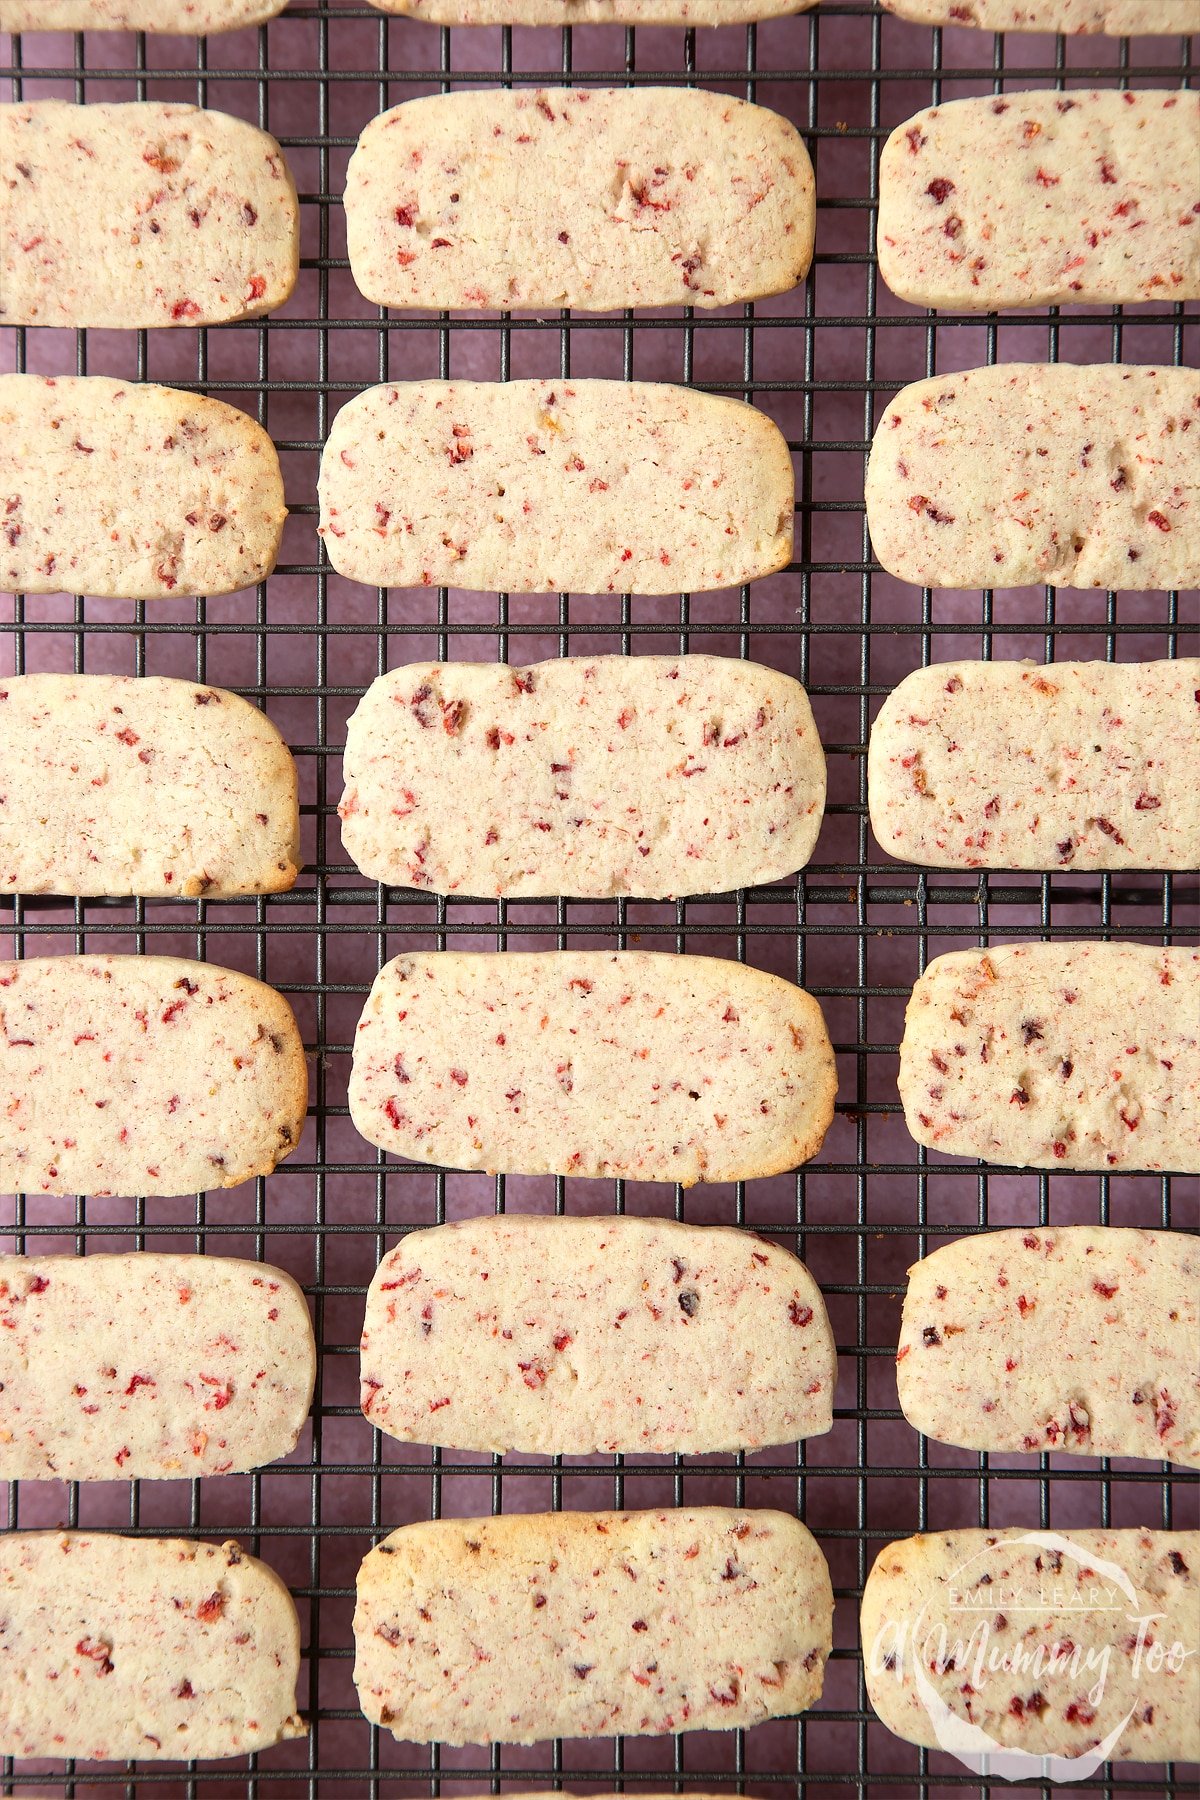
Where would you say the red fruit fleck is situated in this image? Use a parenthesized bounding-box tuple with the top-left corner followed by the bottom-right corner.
(1099, 158, 1117, 183)
(395, 205, 416, 227)
(1148, 510, 1171, 531)
(926, 177, 955, 203)
(1017, 1295, 1036, 1316)
(943, 215, 963, 239)
(124, 1373, 155, 1396)
(76, 1638, 114, 1674)
(905, 127, 927, 154)
(28, 1274, 50, 1294)
(1034, 167, 1060, 187)
(196, 1592, 225, 1623)
(171, 299, 200, 321)
(788, 1302, 813, 1327)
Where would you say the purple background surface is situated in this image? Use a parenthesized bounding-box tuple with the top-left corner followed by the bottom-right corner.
(1, 2, 1197, 1793)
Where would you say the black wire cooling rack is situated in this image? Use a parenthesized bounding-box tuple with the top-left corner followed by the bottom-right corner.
(1, 2, 1198, 1794)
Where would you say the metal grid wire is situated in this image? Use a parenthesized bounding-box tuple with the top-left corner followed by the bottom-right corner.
(1, 1, 1197, 1793)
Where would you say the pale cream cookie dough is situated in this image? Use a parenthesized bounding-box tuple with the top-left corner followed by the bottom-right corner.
(897, 1227, 1199, 1467)
(868, 658, 1200, 872)
(349, 950, 837, 1185)
(865, 364, 1198, 592)
(862, 1529, 1200, 1762)
(355, 1508, 832, 1744)
(879, 90, 1199, 309)
(369, 0, 812, 17)
(360, 1214, 835, 1454)
(0, 673, 299, 896)
(0, 1532, 305, 1759)
(0, 1, 288, 27)
(0, 375, 287, 600)
(344, 88, 812, 312)
(0, 101, 298, 328)
(880, 1, 1197, 32)
(0, 1253, 315, 1480)
(340, 656, 824, 897)
(0, 954, 308, 1198)
(898, 942, 1199, 1173)
(319, 379, 794, 595)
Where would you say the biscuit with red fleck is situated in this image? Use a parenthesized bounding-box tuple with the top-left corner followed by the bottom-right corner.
(344, 88, 812, 312)
(369, 0, 811, 19)
(0, 1253, 315, 1480)
(879, 91, 1199, 309)
(898, 1227, 1199, 1467)
(865, 364, 1198, 591)
(355, 1508, 831, 1744)
(898, 942, 1199, 1173)
(881, 0, 1195, 33)
(320, 380, 793, 595)
(0, 954, 308, 1198)
(0, 101, 298, 327)
(0, 1532, 304, 1759)
(0, 1, 286, 27)
(361, 1214, 835, 1453)
(340, 656, 824, 897)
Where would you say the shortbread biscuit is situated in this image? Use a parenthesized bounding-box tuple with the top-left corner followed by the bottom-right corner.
(0, 954, 307, 1198)
(319, 380, 793, 595)
(360, 1214, 835, 1454)
(0, 1253, 315, 1480)
(345, 88, 812, 312)
(0, 1532, 305, 1759)
(0, 673, 299, 896)
(898, 942, 1199, 1173)
(349, 950, 836, 1185)
(0, 102, 298, 328)
(881, 0, 1196, 32)
(868, 658, 1200, 872)
(1, 376, 286, 599)
(897, 1227, 1199, 1467)
(865, 364, 1198, 591)
(369, 0, 812, 18)
(879, 91, 1199, 309)
(355, 1508, 832, 1744)
(0, 1, 287, 27)
(862, 1529, 1199, 1762)
(340, 656, 824, 898)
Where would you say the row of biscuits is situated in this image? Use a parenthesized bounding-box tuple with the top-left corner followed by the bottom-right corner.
(2, 2, 1196, 39)
(2, 86, 1196, 327)
(4, 365, 1198, 600)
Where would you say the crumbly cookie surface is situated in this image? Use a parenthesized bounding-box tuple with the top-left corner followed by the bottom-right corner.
(349, 950, 837, 1185)
(361, 1214, 836, 1453)
(0, 673, 299, 895)
(368, 0, 812, 19)
(898, 942, 1199, 1173)
(865, 364, 1198, 591)
(898, 1227, 1199, 1467)
(345, 88, 813, 311)
(0, 0, 287, 27)
(355, 1508, 832, 1744)
(0, 1253, 315, 1480)
(0, 376, 286, 600)
(340, 656, 824, 898)
(0, 954, 308, 1198)
(880, 0, 1196, 31)
(0, 101, 298, 328)
(319, 380, 794, 595)
(879, 90, 1199, 309)
(863, 1529, 1200, 1761)
(868, 658, 1200, 872)
(0, 1532, 305, 1759)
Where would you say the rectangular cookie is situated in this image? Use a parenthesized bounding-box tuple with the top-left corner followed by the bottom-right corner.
(862, 1529, 1200, 1764)
(0, 1, 288, 26)
(345, 88, 812, 312)
(898, 942, 1199, 1173)
(879, 91, 1199, 309)
(0, 1253, 315, 1480)
(0, 101, 298, 328)
(0, 1532, 304, 1759)
(865, 364, 1198, 592)
(0, 954, 307, 1198)
(881, 0, 1196, 31)
(369, 0, 813, 17)
(349, 950, 837, 1185)
(868, 658, 1200, 872)
(340, 656, 825, 898)
(360, 1214, 836, 1454)
(355, 1508, 832, 1743)
(897, 1227, 1199, 1467)
(319, 380, 793, 595)
(0, 673, 299, 896)
(0, 375, 286, 599)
